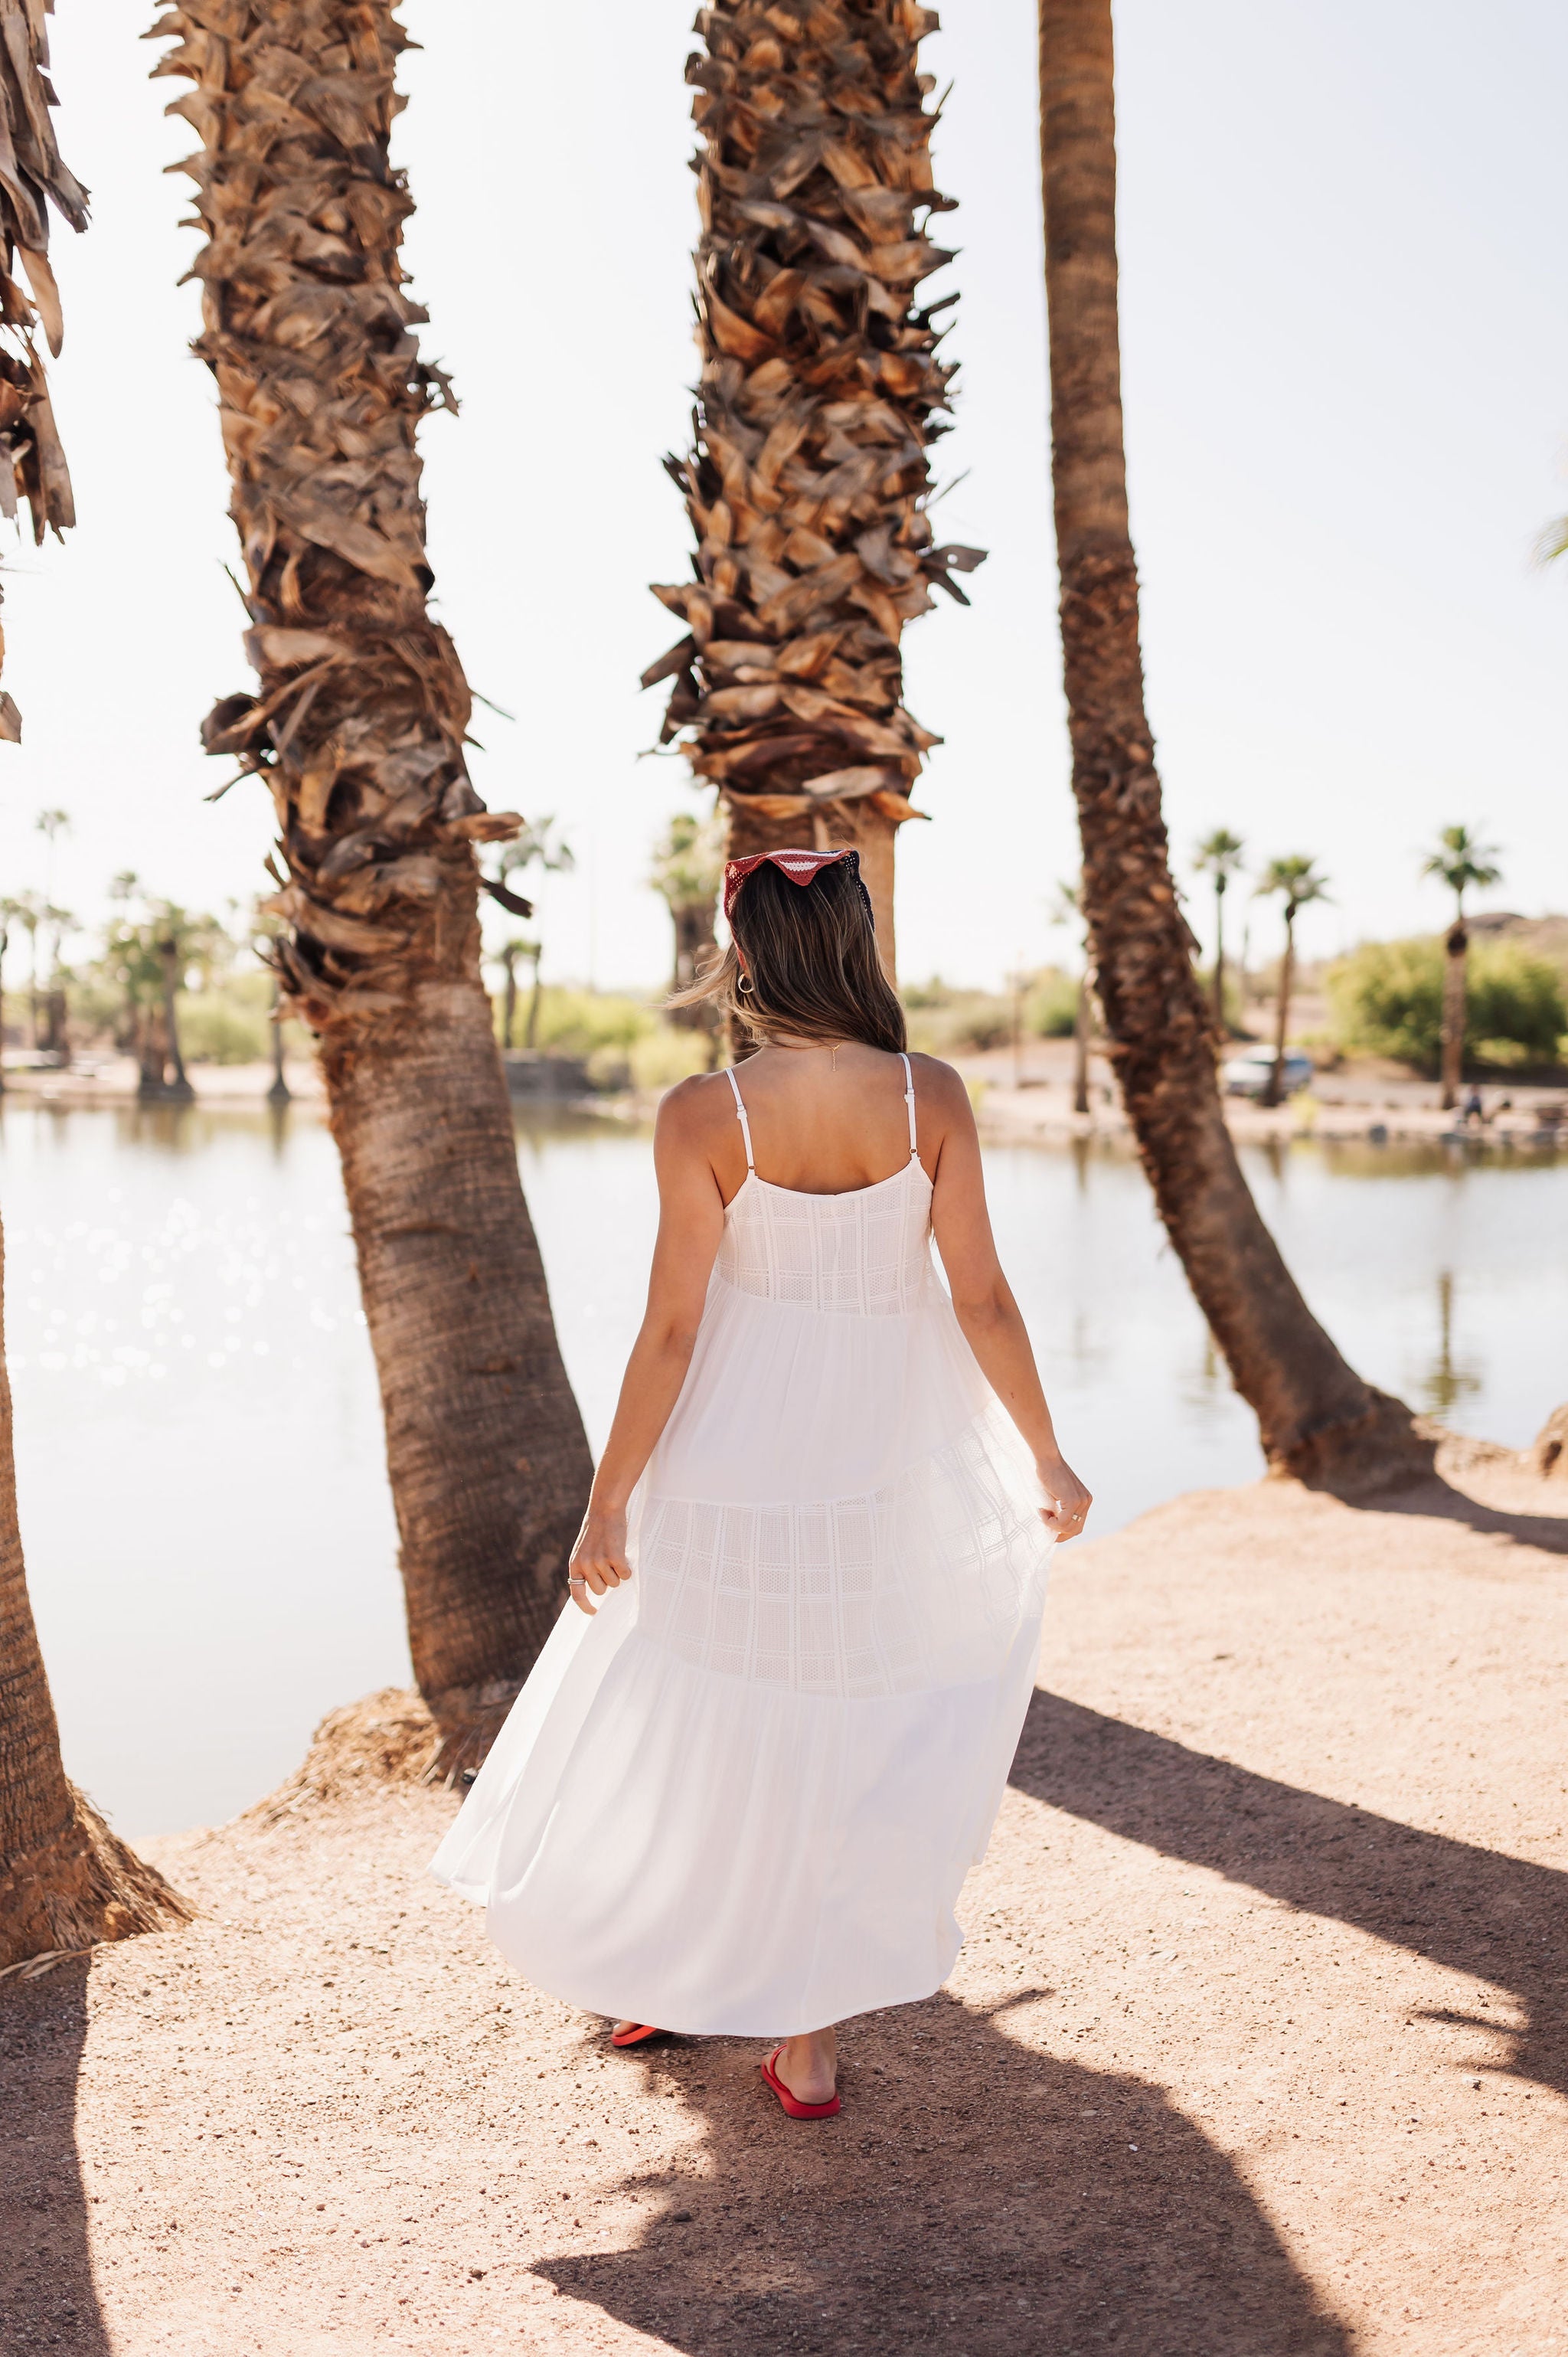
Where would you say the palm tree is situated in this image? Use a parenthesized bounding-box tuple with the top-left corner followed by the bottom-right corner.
(1421, 824, 1502, 1110)
(153, 2, 594, 1759)
(1193, 829, 1245, 1031)
(1037, 0, 1423, 1484)
(0, 28, 86, 744)
(9, 891, 43, 1049)
(491, 938, 535, 1054)
(645, 0, 985, 977)
(483, 820, 573, 1061)
(1, 2, 188, 1973)
(651, 813, 725, 1057)
(1047, 877, 1094, 1115)
(1, 1224, 192, 1970)
(1253, 855, 1330, 1107)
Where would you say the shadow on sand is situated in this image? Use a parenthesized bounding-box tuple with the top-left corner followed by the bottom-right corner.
(1323, 1468, 1568, 1558)
(541, 1986, 1348, 2355)
(0, 1960, 110, 2354)
(1009, 1692, 1568, 2099)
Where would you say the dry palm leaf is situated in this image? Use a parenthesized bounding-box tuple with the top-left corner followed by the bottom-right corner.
(0, 0, 89, 740)
(149, 0, 521, 1034)
(646, 1, 982, 929)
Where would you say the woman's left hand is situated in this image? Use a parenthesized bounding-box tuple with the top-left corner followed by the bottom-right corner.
(1037, 1455, 1093, 1544)
(568, 1509, 632, 1615)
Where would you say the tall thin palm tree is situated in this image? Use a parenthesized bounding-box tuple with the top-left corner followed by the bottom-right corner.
(1, 0, 188, 1970)
(153, 2, 593, 1758)
(1047, 876, 1093, 1114)
(1037, 0, 1423, 1483)
(645, 0, 985, 976)
(1193, 828, 1245, 1031)
(651, 812, 725, 1056)
(1421, 824, 1501, 1110)
(1253, 855, 1329, 1107)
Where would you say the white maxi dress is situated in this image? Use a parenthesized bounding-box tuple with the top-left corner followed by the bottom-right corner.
(430, 1055, 1054, 2036)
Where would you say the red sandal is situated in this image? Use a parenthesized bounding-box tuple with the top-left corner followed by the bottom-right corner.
(610, 2022, 664, 2048)
(761, 2046, 840, 2120)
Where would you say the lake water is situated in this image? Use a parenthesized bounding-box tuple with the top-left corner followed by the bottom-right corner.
(2, 1099, 1563, 1839)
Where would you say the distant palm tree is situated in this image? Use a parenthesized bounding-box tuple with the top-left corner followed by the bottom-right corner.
(11, 891, 44, 1049)
(485, 821, 573, 1053)
(1420, 824, 1502, 1110)
(651, 813, 725, 1059)
(491, 938, 537, 1053)
(1036, 0, 1425, 1486)
(1253, 856, 1330, 1105)
(1193, 829, 1246, 1031)
(1047, 877, 1093, 1115)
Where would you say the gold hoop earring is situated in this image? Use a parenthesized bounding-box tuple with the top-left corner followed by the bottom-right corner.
(737, 973, 754, 995)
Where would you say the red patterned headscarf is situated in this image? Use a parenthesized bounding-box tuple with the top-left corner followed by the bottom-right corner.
(722, 846, 867, 924)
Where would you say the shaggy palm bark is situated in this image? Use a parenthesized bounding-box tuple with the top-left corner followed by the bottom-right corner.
(0, 0, 87, 740)
(1038, 0, 1424, 1483)
(0, 0, 188, 1972)
(2, 1223, 191, 1970)
(152, 2, 593, 1749)
(646, 0, 984, 976)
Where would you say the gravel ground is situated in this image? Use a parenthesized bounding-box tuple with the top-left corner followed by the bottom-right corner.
(2, 1458, 1565, 2355)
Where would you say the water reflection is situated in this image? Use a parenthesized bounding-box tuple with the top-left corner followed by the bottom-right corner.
(0, 1100, 1561, 1836)
(1420, 1270, 1485, 1419)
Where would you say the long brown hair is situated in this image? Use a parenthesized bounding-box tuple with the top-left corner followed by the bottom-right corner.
(669, 851, 906, 1053)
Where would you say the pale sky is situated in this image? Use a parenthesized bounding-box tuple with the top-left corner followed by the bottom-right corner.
(0, 0, 1563, 992)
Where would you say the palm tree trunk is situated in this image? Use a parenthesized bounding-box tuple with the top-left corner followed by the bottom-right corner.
(648, 0, 982, 986)
(501, 952, 518, 1054)
(267, 976, 291, 1106)
(524, 953, 544, 1054)
(1263, 920, 1294, 1108)
(1037, 0, 1424, 1483)
(1073, 969, 1092, 1115)
(155, 1, 593, 1752)
(1212, 881, 1227, 1029)
(1, 1217, 189, 1970)
(1440, 918, 1467, 1110)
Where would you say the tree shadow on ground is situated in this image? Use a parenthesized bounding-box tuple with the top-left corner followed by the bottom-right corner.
(0, 1960, 110, 2354)
(1320, 1469, 1568, 1558)
(1011, 1693, 1568, 2098)
(540, 1990, 1349, 2355)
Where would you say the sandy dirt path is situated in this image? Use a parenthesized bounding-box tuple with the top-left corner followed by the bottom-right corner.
(2, 1461, 1564, 2355)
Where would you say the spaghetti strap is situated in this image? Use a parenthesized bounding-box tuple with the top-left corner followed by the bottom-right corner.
(725, 1066, 756, 1174)
(898, 1051, 919, 1160)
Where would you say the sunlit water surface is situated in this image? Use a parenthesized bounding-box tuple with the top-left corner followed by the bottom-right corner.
(2, 1100, 1562, 1836)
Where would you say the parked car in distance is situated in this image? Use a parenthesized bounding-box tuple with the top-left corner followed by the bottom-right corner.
(1222, 1048, 1315, 1099)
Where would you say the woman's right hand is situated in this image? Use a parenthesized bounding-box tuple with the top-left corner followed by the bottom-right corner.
(568, 1507, 633, 1615)
(1037, 1456, 1093, 1545)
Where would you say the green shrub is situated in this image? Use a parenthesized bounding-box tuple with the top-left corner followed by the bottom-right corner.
(903, 991, 1011, 1053)
(902, 969, 1080, 1054)
(175, 993, 270, 1064)
(522, 987, 657, 1058)
(1328, 936, 1567, 1071)
(629, 1026, 712, 1090)
(1026, 971, 1080, 1038)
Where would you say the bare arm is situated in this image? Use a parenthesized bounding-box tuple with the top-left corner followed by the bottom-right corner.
(568, 1080, 726, 1612)
(926, 1065, 1093, 1541)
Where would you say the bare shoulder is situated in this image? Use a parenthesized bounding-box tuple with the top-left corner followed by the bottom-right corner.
(655, 1069, 735, 1153)
(907, 1053, 975, 1124)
